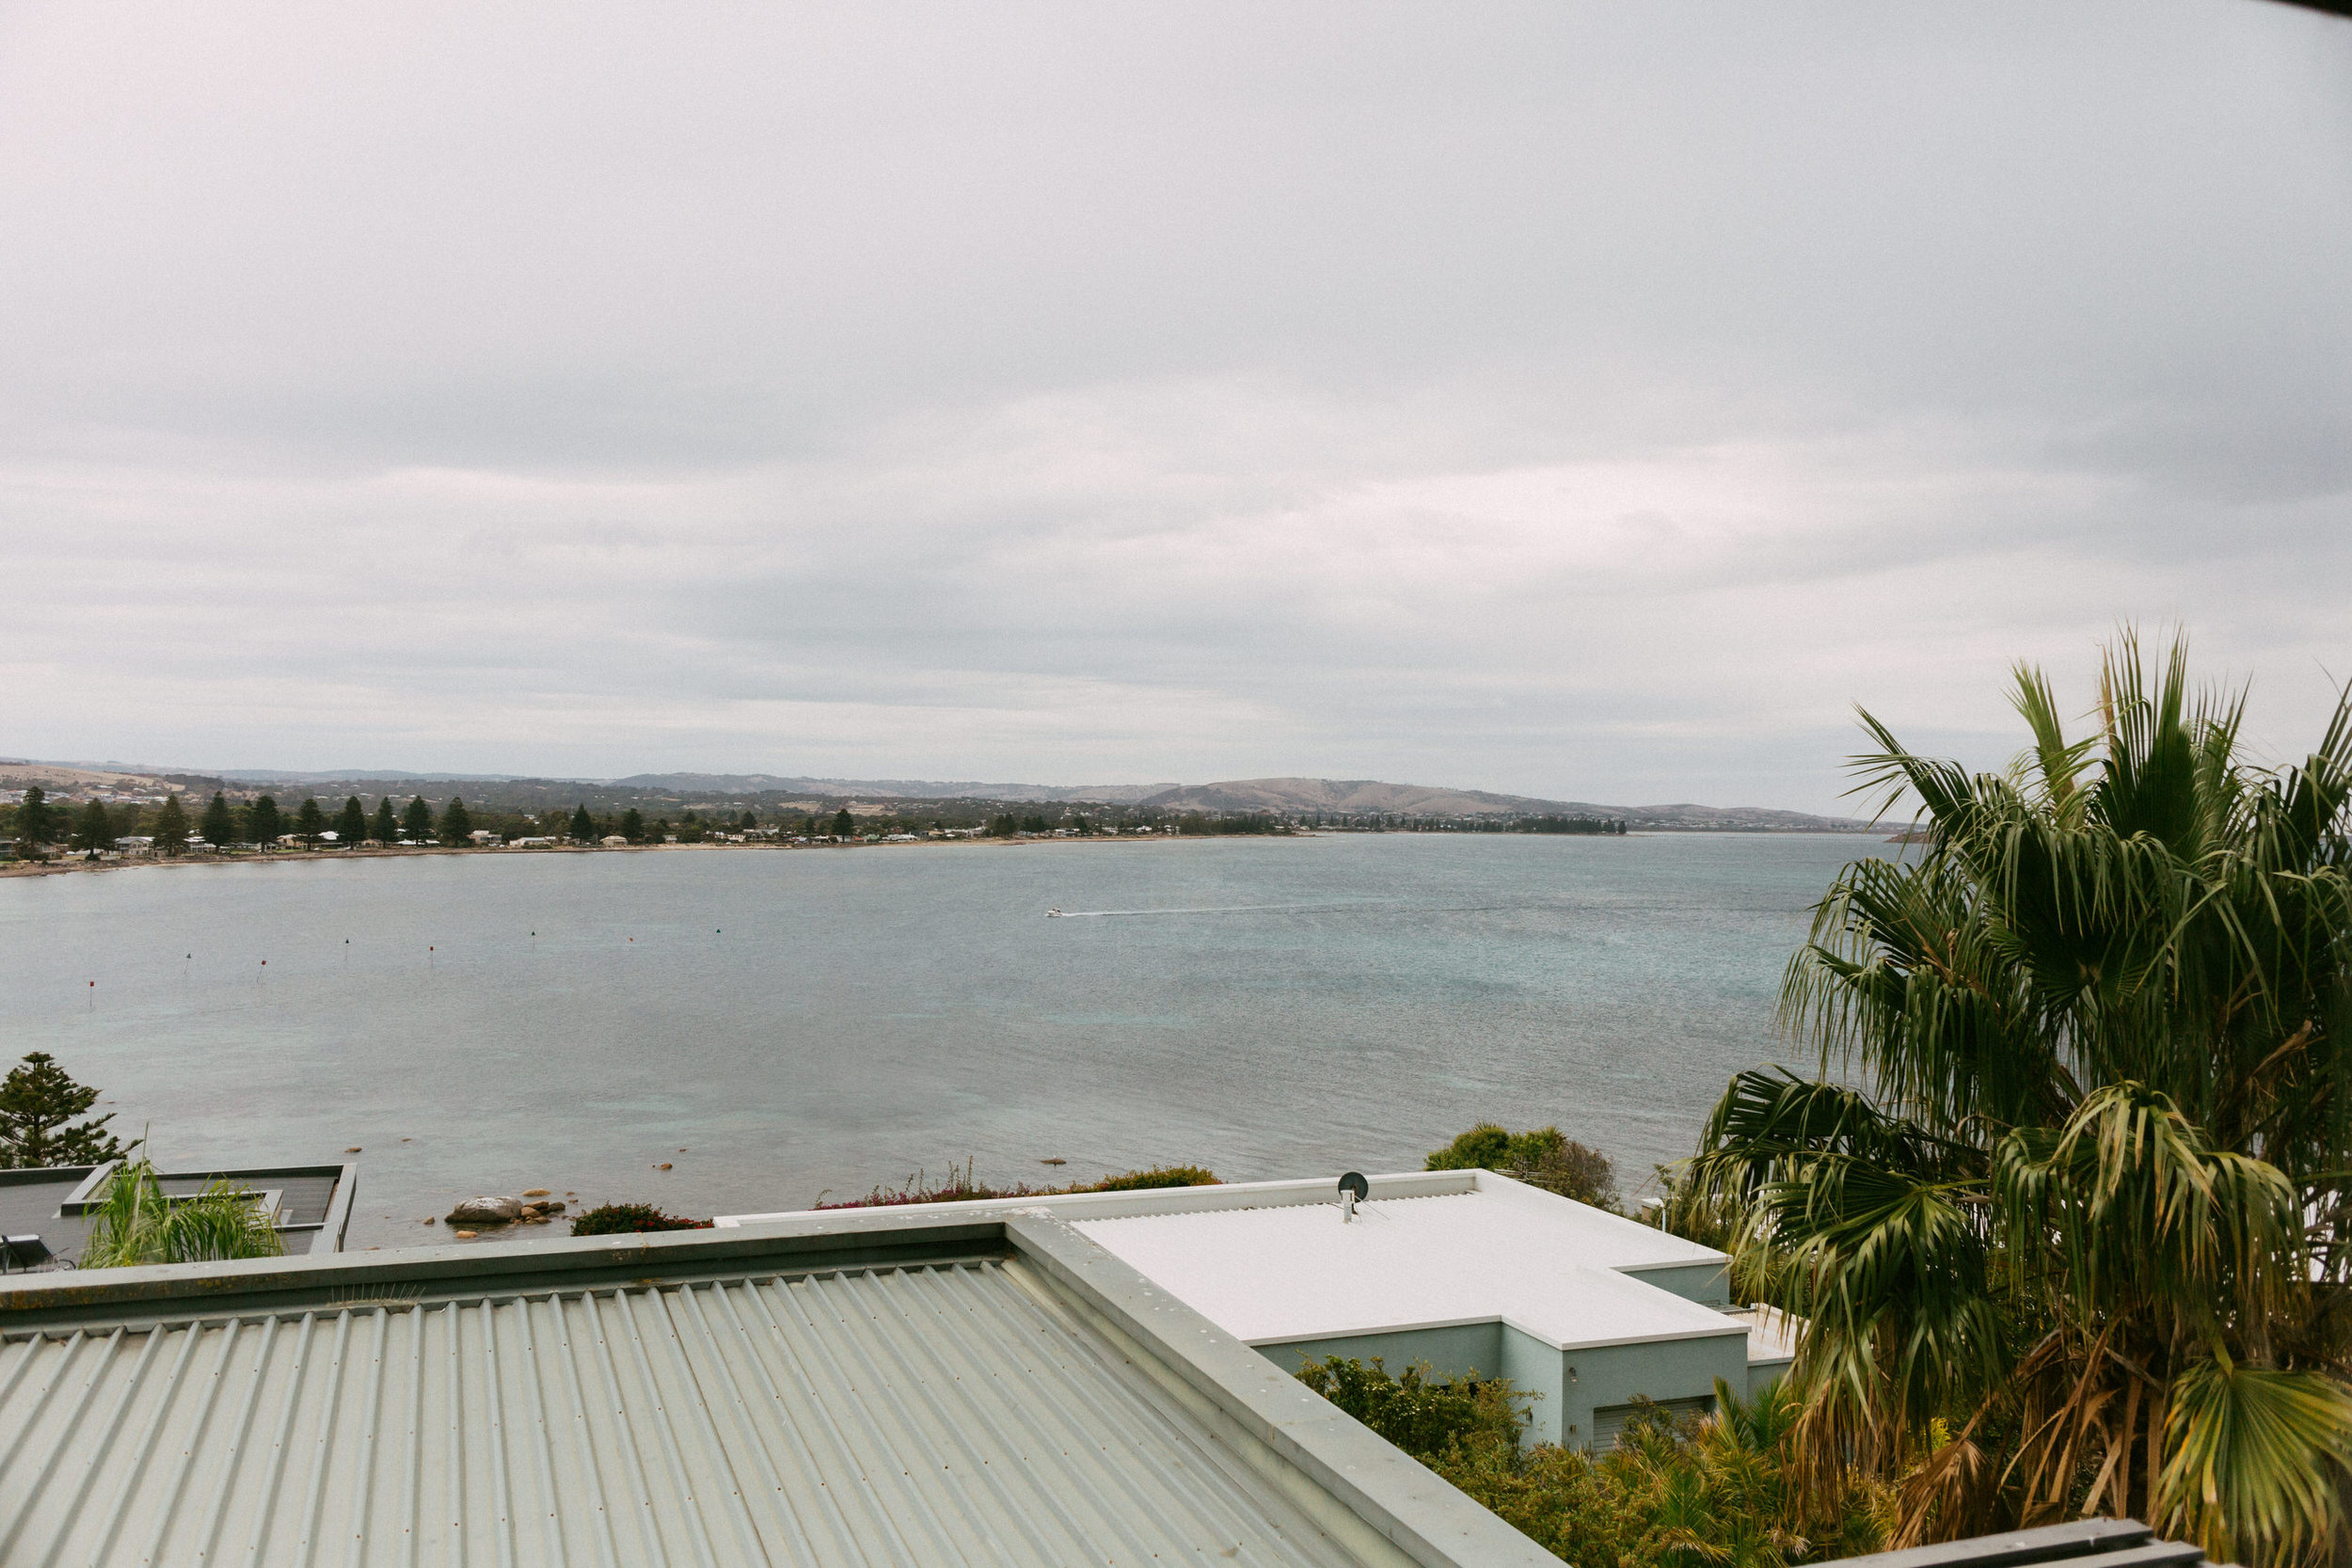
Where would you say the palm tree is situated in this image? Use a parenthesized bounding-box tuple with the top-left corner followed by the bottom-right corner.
(1683, 634, 2352, 1565)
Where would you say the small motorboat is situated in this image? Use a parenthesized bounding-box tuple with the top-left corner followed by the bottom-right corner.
(1046, 907, 1064, 917)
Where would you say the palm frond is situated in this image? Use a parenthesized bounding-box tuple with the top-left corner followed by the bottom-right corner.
(1715, 630, 2352, 1566)
(2157, 1354, 2352, 1564)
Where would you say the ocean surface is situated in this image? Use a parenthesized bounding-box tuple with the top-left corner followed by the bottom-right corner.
(0, 832, 1883, 1249)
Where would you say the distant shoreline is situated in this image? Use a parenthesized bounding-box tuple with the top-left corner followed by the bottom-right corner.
(0, 825, 1890, 880)
(0, 833, 1238, 879)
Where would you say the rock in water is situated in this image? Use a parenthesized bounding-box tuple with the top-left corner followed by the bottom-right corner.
(446, 1196, 523, 1226)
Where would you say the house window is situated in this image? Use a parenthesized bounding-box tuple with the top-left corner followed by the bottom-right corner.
(1589, 1394, 1713, 1450)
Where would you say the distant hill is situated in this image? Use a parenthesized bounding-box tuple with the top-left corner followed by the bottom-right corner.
(215, 768, 526, 784)
(0, 761, 175, 792)
(1138, 777, 1557, 816)
(609, 772, 1179, 804)
(4, 756, 1872, 829)
(1136, 777, 1872, 832)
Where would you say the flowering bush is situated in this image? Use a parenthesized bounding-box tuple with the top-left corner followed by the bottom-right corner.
(568, 1202, 715, 1236)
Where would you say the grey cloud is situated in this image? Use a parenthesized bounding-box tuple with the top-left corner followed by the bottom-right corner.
(1, 1, 2347, 809)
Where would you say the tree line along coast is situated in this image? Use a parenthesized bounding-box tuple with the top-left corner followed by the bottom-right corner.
(1, 782, 1632, 866)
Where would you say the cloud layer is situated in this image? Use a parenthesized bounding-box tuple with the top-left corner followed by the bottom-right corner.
(3, 1, 2348, 809)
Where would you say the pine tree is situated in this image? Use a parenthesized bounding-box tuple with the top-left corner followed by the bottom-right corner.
(371, 799, 397, 843)
(832, 807, 855, 836)
(245, 794, 281, 845)
(620, 808, 645, 843)
(739, 811, 757, 830)
(200, 790, 235, 847)
(0, 1052, 132, 1168)
(440, 797, 473, 843)
(401, 797, 433, 840)
(294, 796, 326, 846)
(337, 797, 367, 845)
(152, 793, 189, 856)
(71, 799, 115, 854)
(17, 784, 55, 847)
(569, 803, 595, 842)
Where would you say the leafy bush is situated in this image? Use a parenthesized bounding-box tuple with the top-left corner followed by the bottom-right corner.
(568, 1202, 715, 1236)
(1426, 1123, 1621, 1212)
(1293, 1355, 1525, 1459)
(1294, 1357, 1890, 1568)
(1425, 1123, 1515, 1171)
(81, 1156, 285, 1267)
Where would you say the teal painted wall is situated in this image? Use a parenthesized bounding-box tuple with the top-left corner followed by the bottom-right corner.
(1257, 1323, 1752, 1451)
(1747, 1357, 1792, 1400)
(1257, 1322, 1505, 1384)
(1556, 1334, 1748, 1449)
(1617, 1260, 1730, 1307)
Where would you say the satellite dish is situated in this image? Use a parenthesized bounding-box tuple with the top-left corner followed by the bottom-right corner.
(1337, 1171, 1370, 1223)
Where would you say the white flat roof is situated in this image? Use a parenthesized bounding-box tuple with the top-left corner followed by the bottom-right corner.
(721, 1169, 1745, 1355)
(1075, 1186, 1740, 1352)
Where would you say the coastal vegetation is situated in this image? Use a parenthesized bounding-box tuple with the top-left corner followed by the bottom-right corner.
(1428, 1123, 1622, 1212)
(559, 1162, 1223, 1236)
(569, 1202, 717, 1236)
(815, 1158, 1221, 1209)
(1673, 637, 2352, 1565)
(1296, 1356, 1888, 1568)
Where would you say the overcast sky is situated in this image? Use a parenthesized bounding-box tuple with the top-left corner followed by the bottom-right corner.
(2, 2, 2347, 811)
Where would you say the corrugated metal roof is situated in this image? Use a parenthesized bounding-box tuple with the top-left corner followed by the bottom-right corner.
(0, 1258, 1375, 1567)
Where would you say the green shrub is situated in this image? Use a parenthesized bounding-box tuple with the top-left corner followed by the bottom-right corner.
(1426, 1123, 1514, 1172)
(1293, 1358, 1890, 1568)
(1293, 1355, 1525, 1462)
(568, 1202, 715, 1236)
(1425, 1123, 1621, 1212)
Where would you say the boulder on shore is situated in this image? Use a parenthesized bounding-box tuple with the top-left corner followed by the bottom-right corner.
(445, 1196, 523, 1226)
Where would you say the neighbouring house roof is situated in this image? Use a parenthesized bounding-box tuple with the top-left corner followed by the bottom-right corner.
(1074, 1183, 1735, 1350)
(0, 1160, 358, 1268)
(0, 1203, 1556, 1567)
(724, 1169, 1746, 1355)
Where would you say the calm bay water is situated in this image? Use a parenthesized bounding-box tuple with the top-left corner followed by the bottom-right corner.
(0, 832, 1880, 1249)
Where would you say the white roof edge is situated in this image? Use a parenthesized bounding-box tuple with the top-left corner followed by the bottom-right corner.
(1460, 1168, 1730, 1267)
(1249, 1313, 1753, 1354)
(716, 1168, 1480, 1227)
(719, 1168, 1730, 1278)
